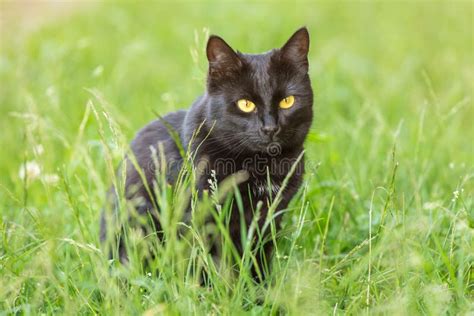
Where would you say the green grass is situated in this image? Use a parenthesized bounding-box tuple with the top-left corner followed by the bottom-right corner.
(1, 1, 473, 314)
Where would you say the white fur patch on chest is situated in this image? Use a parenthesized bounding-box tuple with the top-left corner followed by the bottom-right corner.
(252, 179, 281, 196)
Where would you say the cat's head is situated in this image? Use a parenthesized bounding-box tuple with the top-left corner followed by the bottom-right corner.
(204, 27, 313, 155)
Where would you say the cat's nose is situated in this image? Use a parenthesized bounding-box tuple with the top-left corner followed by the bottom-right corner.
(261, 125, 280, 139)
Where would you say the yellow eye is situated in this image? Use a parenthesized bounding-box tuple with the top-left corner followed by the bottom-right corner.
(236, 99, 256, 113)
(279, 95, 295, 109)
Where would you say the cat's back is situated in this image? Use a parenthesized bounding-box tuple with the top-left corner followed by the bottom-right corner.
(131, 110, 186, 157)
(132, 110, 186, 146)
(127, 110, 187, 189)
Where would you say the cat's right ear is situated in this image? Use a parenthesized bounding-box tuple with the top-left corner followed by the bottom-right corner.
(280, 27, 310, 72)
(206, 35, 242, 76)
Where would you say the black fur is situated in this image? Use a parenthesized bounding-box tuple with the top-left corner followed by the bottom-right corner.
(101, 27, 313, 279)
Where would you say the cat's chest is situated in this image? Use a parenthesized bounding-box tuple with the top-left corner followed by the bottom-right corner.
(242, 159, 287, 197)
(250, 177, 282, 197)
(199, 152, 298, 198)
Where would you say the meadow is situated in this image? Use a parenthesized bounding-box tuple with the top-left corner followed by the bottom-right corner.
(0, 1, 473, 314)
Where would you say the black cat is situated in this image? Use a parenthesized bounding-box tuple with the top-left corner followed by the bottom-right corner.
(101, 27, 313, 280)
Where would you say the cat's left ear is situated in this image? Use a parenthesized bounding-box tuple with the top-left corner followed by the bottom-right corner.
(206, 35, 242, 77)
(280, 27, 310, 71)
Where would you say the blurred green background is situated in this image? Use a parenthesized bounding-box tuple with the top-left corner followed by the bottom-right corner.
(0, 1, 472, 314)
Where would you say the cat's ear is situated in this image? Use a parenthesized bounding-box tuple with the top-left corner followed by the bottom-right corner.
(280, 27, 310, 71)
(206, 35, 242, 76)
